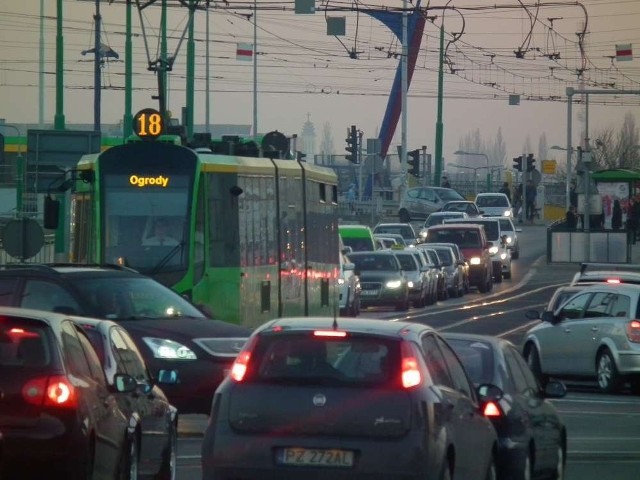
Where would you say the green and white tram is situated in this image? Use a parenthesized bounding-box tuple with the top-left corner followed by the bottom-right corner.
(67, 137, 340, 328)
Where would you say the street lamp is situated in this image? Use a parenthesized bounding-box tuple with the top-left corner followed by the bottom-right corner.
(454, 150, 491, 191)
(550, 145, 574, 210)
(0, 124, 24, 216)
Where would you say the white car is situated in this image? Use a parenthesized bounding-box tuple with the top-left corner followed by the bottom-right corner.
(475, 193, 513, 218)
(498, 217, 521, 259)
(523, 283, 640, 394)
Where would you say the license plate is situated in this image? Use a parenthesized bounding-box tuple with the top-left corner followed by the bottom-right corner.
(361, 289, 378, 296)
(278, 448, 354, 467)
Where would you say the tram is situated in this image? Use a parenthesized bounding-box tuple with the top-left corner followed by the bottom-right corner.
(57, 131, 340, 328)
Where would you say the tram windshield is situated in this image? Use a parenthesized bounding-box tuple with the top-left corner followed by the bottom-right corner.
(102, 173, 191, 272)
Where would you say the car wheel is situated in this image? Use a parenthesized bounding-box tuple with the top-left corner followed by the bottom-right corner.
(504, 269, 512, 279)
(549, 445, 565, 480)
(399, 209, 410, 222)
(157, 424, 177, 480)
(524, 343, 548, 387)
(597, 348, 621, 393)
(396, 298, 409, 311)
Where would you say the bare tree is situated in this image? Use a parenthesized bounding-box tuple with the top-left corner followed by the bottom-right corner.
(538, 133, 548, 163)
(319, 122, 334, 159)
(591, 112, 640, 169)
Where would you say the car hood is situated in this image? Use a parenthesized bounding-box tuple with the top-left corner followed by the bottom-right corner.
(120, 317, 251, 341)
(357, 271, 404, 283)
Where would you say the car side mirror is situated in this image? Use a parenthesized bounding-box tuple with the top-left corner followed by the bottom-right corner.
(515, 228, 522, 233)
(525, 309, 540, 320)
(544, 380, 567, 399)
(476, 383, 503, 402)
(541, 310, 557, 324)
(114, 373, 138, 393)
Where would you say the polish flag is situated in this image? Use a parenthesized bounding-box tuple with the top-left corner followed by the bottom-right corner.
(236, 43, 254, 61)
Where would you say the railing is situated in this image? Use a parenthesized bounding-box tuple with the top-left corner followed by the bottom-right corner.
(547, 221, 630, 263)
(0, 232, 57, 264)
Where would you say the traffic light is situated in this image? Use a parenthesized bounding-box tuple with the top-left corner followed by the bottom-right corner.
(407, 149, 420, 177)
(526, 153, 536, 172)
(345, 125, 358, 164)
(512, 156, 522, 172)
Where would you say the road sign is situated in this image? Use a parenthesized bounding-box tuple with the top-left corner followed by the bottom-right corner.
(541, 159, 557, 174)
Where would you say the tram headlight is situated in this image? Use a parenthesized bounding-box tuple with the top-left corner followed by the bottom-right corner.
(143, 338, 197, 360)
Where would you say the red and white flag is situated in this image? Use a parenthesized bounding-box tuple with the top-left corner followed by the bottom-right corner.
(616, 44, 633, 62)
(236, 43, 254, 61)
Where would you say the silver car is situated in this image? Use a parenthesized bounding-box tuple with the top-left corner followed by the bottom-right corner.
(425, 245, 466, 298)
(393, 249, 431, 308)
(523, 283, 640, 394)
(398, 187, 465, 222)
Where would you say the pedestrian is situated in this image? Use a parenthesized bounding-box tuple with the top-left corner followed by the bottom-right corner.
(627, 197, 637, 245)
(612, 199, 623, 230)
(566, 205, 578, 230)
(346, 184, 356, 213)
(441, 176, 451, 188)
(514, 183, 524, 223)
(569, 180, 578, 209)
(498, 182, 511, 203)
(524, 180, 537, 223)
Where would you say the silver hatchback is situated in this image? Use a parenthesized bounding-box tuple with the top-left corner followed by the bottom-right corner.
(398, 187, 465, 222)
(523, 283, 640, 394)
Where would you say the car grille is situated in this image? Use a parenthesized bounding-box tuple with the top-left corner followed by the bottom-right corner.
(193, 337, 247, 358)
(360, 282, 382, 291)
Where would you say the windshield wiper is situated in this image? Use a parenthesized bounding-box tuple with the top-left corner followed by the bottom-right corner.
(151, 242, 185, 275)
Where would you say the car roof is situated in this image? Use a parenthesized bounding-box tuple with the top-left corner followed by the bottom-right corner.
(0, 263, 142, 278)
(0, 306, 70, 326)
(262, 316, 434, 338)
(440, 331, 509, 349)
(427, 222, 484, 231)
(571, 271, 640, 285)
(476, 193, 508, 198)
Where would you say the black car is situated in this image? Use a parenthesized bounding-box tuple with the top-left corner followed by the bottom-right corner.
(346, 251, 410, 311)
(0, 307, 130, 479)
(443, 332, 567, 480)
(202, 317, 501, 480)
(78, 318, 178, 479)
(0, 264, 250, 414)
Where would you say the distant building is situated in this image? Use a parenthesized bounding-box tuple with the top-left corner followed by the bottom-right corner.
(299, 114, 316, 160)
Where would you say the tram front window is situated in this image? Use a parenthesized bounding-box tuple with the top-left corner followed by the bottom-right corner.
(102, 173, 191, 272)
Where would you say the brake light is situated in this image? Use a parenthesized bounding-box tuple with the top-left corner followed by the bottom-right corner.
(313, 330, 347, 338)
(483, 401, 502, 417)
(626, 320, 640, 343)
(230, 336, 258, 382)
(607, 278, 621, 284)
(400, 342, 421, 389)
(22, 376, 77, 408)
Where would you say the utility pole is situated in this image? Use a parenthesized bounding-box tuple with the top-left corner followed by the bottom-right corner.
(186, 0, 196, 138)
(434, 22, 444, 186)
(54, 0, 65, 130)
(123, 0, 133, 140)
(93, 0, 102, 133)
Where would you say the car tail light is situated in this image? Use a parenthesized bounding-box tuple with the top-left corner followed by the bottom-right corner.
(400, 341, 421, 389)
(626, 320, 640, 343)
(22, 376, 77, 408)
(313, 330, 347, 338)
(483, 401, 502, 417)
(230, 335, 258, 382)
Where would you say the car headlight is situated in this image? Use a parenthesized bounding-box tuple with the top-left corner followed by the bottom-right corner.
(386, 280, 402, 289)
(489, 246, 499, 255)
(469, 257, 481, 265)
(407, 281, 415, 288)
(506, 236, 513, 244)
(338, 278, 346, 285)
(500, 252, 507, 260)
(503, 210, 511, 217)
(143, 337, 197, 360)
(419, 230, 428, 239)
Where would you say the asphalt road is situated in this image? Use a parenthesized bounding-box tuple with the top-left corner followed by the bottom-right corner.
(176, 225, 640, 479)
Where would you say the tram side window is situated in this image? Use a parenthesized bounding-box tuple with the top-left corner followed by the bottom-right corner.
(207, 173, 240, 268)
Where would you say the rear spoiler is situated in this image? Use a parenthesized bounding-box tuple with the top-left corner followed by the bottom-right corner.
(580, 263, 639, 274)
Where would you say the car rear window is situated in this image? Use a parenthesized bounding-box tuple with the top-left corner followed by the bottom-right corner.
(445, 338, 494, 386)
(439, 189, 465, 201)
(395, 253, 418, 271)
(477, 196, 508, 207)
(426, 229, 482, 248)
(433, 248, 453, 264)
(0, 317, 51, 368)
(348, 254, 399, 271)
(248, 333, 399, 387)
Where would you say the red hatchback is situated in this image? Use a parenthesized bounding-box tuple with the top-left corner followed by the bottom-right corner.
(423, 223, 493, 293)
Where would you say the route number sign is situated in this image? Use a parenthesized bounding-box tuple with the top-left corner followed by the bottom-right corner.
(133, 108, 165, 139)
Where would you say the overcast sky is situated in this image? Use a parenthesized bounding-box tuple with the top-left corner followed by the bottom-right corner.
(0, 0, 639, 165)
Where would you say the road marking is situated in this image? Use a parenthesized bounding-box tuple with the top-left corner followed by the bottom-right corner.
(553, 397, 640, 405)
